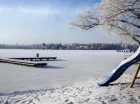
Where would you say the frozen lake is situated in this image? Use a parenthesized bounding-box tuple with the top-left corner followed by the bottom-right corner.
(0, 49, 136, 93)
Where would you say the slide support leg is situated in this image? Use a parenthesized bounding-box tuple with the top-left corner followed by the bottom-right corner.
(130, 62, 140, 88)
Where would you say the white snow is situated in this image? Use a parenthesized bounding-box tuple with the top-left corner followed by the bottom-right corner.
(0, 49, 139, 104)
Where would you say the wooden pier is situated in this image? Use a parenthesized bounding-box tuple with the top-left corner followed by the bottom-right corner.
(10, 57, 57, 61)
(0, 58, 47, 67)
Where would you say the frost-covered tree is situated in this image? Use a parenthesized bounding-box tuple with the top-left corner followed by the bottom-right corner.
(70, 0, 140, 44)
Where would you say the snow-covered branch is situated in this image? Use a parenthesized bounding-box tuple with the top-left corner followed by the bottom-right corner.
(70, 0, 140, 44)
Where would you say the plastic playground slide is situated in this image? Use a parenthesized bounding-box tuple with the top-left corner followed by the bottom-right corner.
(98, 46, 140, 86)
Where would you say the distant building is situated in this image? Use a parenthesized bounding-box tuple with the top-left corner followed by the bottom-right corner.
(124, 49, 130, 53)
(84, 46, 88, 50)
(79, 46, 84, 49)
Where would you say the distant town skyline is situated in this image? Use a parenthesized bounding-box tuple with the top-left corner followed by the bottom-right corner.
(0, 0, 114, 44)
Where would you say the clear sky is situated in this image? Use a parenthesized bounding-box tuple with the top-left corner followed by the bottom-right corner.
(0, 0, 112, 44)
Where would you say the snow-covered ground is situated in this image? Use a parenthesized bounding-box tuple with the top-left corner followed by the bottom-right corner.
(0, 49, 139, 104)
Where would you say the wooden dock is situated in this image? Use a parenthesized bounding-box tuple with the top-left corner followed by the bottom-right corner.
(10, 57, 57, 61)
(0, 58, 47, 67)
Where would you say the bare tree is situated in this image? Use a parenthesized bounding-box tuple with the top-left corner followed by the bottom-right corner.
(70, 0, 140, 44)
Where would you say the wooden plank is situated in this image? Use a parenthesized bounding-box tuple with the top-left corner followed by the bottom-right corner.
(0, 58, 47, 67)
(10, 57, 57, 61)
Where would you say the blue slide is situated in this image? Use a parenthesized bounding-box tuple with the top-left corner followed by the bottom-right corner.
(98, 46, 140, 86)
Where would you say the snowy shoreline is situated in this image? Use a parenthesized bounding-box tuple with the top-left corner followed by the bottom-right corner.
(0, 50, 139, 104)
(1, 73, 140, 104)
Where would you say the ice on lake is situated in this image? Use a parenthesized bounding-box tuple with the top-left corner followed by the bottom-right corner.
(0, 49, 136, 93)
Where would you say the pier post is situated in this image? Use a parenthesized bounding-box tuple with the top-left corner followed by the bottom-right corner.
(36, 53, 39, 57)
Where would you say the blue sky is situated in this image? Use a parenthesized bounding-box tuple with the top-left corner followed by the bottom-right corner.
(0, 0, 112, 44)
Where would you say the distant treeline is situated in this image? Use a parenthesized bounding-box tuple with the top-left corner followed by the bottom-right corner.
(0, 43, 139, 51)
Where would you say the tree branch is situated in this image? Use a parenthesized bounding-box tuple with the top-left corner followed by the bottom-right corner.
(118, 19, 140, 28)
